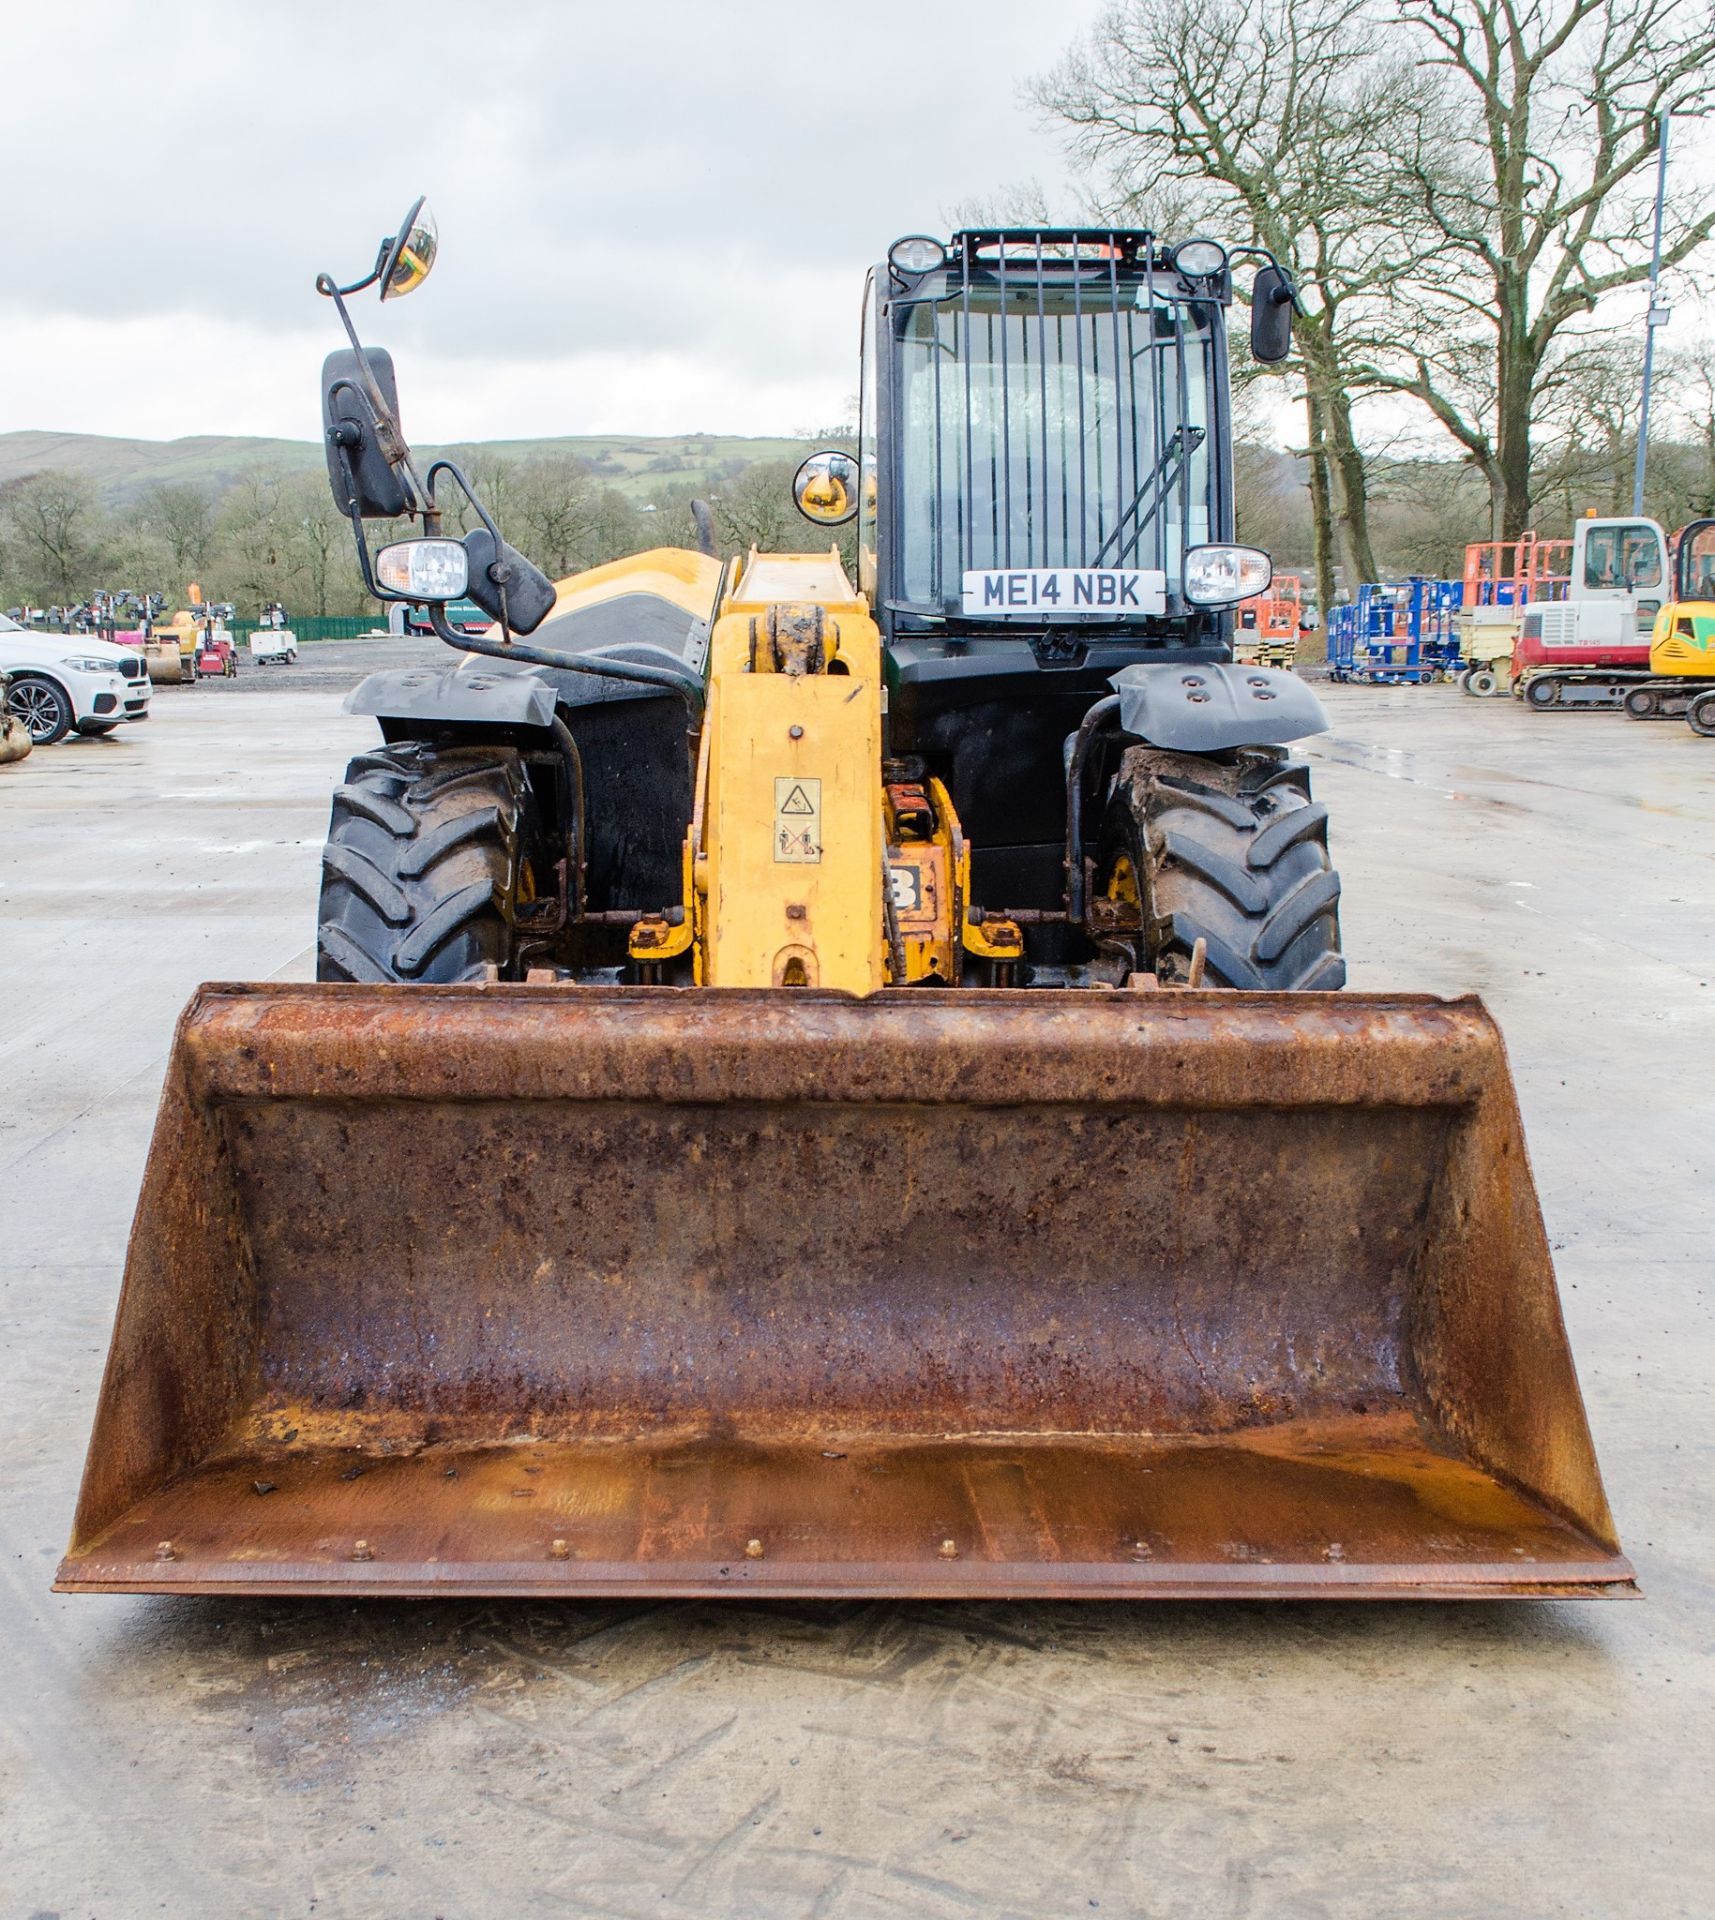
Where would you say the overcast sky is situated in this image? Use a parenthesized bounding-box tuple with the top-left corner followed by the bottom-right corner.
(1, 0, 1097, 444)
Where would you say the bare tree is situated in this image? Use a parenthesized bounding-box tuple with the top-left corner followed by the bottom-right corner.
(1039, 0, 1434, 609)
(430, 448, 525, 541)
(514, 457, 599, 578)
(1366, 454, 1491, 576)
(1661, 340, 1715, 519)
(134, 483, 217, 579)
(712, 461, 808, 556)
(1526, 336, 1652, 520)
(1376, 0, 1715, 537)
(0, 472, 103, 601)
(216, 470, 293, 612)
(283, 475, 349, 616)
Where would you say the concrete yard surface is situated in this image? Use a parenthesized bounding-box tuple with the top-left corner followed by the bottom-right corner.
(0, 654, 1710, 1919)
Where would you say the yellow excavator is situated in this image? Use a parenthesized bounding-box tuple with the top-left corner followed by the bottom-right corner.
(1623, 516, 1715, 735)
(58, 206, 1630, 1601)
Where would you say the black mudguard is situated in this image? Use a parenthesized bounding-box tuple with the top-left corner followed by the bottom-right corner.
(1109, 660, 1329, 751)
(344, 664, 558, 730)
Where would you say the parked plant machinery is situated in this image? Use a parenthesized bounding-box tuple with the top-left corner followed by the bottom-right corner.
(58, 203, 1630, 1605)
(1327, 578, 1462, 684)
(1233, 573, 1307, 668)
(249, 601, 299, 666)
(191, 609, 239, 680)
(1616, 518, 1715, 733)
(140, 603, 193, 684)
(1507, 512, 1672, 710)
(1457, 532, 1571, 696)
(89, 593, 191, 685)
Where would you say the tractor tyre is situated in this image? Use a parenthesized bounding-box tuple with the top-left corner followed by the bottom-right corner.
(316, 741, 530, 983)
(1468, 667, 1499, 697)
(1095, 745, 1345, 991)
(1688, 690, 1715, 739)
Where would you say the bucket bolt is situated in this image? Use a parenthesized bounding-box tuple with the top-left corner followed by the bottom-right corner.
(939, 1539, 959, 1560)
(351, 1539, 374, 1562)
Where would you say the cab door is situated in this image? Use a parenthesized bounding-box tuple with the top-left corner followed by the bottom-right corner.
(1572, 518, 1668, 634)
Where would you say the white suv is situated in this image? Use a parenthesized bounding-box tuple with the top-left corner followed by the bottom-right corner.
(0, 614, 152, 744)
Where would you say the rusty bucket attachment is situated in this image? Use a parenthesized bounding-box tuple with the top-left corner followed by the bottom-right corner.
(59, 986, 1632, 1600)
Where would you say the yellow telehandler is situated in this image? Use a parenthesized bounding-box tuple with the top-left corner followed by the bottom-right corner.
(58, 206, 1630, 1600)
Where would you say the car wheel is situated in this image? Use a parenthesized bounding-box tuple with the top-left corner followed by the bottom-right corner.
(6, 673, 74, 745)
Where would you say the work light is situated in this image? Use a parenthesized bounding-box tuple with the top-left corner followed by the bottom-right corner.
(1171, 238, 1229, 280)
(889, 236, 947, 276)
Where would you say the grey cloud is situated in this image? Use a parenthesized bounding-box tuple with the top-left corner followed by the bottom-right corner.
(5, 0, 1081, 410)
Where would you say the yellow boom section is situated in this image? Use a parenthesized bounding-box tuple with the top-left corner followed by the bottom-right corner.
(697, 550, 886, 993)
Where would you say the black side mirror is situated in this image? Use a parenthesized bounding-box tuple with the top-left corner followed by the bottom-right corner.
(463, 527, 557, 636)
(322, 347, 411, 518)
(1250, 265, 1297, 364)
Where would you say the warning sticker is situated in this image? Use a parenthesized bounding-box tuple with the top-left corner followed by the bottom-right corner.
(774, 776, 822, 864)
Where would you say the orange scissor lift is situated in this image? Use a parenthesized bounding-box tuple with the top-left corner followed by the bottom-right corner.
(1457, 534, 1572, 696)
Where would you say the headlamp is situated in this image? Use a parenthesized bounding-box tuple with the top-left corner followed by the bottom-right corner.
(1184, 544, 1272, 605)
(375, 538, 470, 600)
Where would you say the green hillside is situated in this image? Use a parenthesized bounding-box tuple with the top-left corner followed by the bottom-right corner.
(0, 429, 829, 508)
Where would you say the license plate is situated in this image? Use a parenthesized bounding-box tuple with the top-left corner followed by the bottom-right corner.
(961, 568, 1167, 616)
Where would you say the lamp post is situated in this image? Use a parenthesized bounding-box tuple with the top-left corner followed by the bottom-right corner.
(1632, 114, 1674, 517)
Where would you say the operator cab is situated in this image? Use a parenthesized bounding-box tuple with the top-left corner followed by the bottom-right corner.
(860, 232, 1260, 666)
(836, 230, 1276, 905)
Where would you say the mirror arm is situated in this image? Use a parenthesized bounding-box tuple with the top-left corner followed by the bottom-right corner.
(423, 460, 503, 545)
(341, 498, 385, 600)
(316, 276, 428, 511)
(1229, 244, 1305, 315)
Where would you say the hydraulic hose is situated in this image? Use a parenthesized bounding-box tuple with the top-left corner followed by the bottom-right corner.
(1064, 694, 1123, 927)
(430, 610, 706, 724)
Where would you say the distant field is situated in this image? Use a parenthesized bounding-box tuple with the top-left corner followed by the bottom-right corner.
(0, 428, 824, 507)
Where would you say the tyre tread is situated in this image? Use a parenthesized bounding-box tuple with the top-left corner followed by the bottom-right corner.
(1100, 747, 1345, 991)
(316, 742, 524, 983)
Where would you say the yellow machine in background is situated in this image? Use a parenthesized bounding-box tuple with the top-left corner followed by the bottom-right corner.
(1626, 516, 1715, 733)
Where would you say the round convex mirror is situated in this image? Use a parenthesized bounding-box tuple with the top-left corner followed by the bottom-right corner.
(380, 197, 439, 301)
(793, 450, 860, 526)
